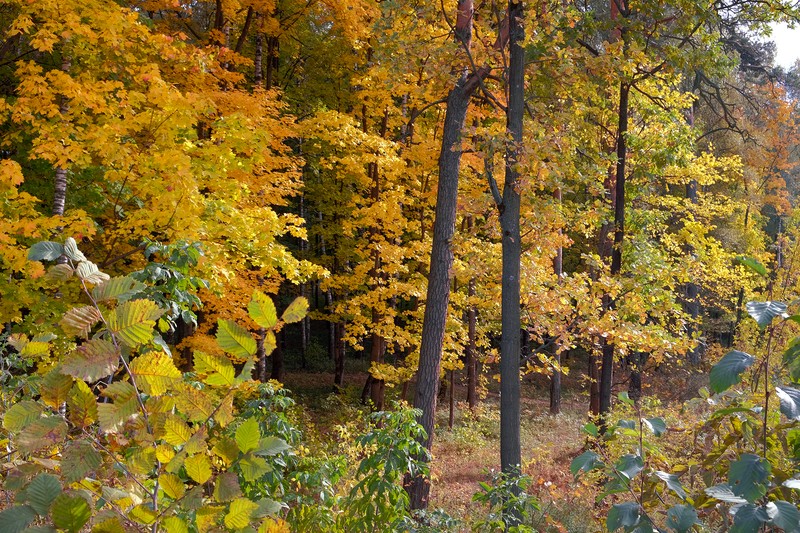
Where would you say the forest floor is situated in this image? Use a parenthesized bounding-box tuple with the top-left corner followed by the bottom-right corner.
(282, 356, 708, 531)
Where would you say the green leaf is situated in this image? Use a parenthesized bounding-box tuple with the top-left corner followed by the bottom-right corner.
(776, 387, 800, 420)
(216, 319, 256, 359)
(51, 494, 91, 533)
(746, 300, 788, 329)
(97, 382, 139, 432)
(92, 276, 146, 303)
(224, 498, 259, 529)
(729, 453, 770, 502)
(0, 506, 36, 533)
(60, 306, 102, 339)
(248, 291, 277, 329)
(128, 504, 157, 525)
(710, 350, 755, 393)
(28, 242, 64, 262)
(236, 417, 261, 453)
(666, 504, 699, 533)
(60, 440, 101, 483)
(570, 450, 603, 478)
(16, 416, 67, 454)
(62, 338, 119, 382)
(24, 473, 61, 515)
(766, 500, 800, 531)
(655, 471, 687, 500)
(47, 263, 74, 281)
(3, 401, 43, 432)
(735, 255, 768, 277)
(129, 351, 181, 396)
(239, 453, 270, 482)
(583, 422, 599, 437)
(63, 238, 86, 262)
(705, 484, 747, 504)
(642, 417, 666, 437)
(731, 504, 769, 533)
(607, 502, 641, 531)
(615, 454, 644, 480)
(281, 296, 308, 324)
(253, 498, 283, 518)
(255, 436, 290, 457)
(618, 391, 635, 406)
(107, 300, 163, 348)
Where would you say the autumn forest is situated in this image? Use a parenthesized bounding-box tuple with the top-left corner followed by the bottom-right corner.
(2, 0, 800, 531)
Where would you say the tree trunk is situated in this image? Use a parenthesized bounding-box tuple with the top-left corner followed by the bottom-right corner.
(333, 322, 345, 391)
(254, 27, 263, 88)
(499, 0, 524, 476)
(270, 329, 284, 381)
(256, 327, 268, 382)
(53, 55, 70, 218)
(550, 189, 563, 415)
(466, 271, 478, 409)
(684, 100, 702, 365)
(599, 81, 630, 426)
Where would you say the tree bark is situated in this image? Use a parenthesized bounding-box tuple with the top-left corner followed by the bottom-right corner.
(466, 218, 478, 409)
(499, 0, 524, 475)
(53, 55, 70, 218)
(550, 190, 563, 415)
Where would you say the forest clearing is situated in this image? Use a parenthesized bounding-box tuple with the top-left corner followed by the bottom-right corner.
(2, 0, 800, 531)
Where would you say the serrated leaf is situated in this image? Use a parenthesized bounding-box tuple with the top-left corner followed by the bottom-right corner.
(643, 417, 666, 437)
(776, 386, 800, 420)
(128, 504, 156, 525)
(66, 380, 97, 428)
(75, 261, 110, 284)
(185, 454, 212, 484)
(710, 350, 755, 393)
(225, 498, 260, 529)
(130, 352, 181, 396)
(91, 515, 126, 533)
(61, 440, 101, 483)
(39, 368, 73, 409)
(746, 300, 788, 329)
(655, 471, 687, 500)
(729, 454, 770, 502)
(47, 263, 74, 281)
(735, 255, 768, 276)
(239, 453, 270, 482)
(236, 418, 261, 453)
(0, 506, 36, 533)
(24, 473, 61, 516)
(607, 502, 641, 531)
(60, 306, 102, 339)
(163, 415, 193, 446)
(16, 416, 67, 454)
(194, 351, 235, 386)
(20, 341, 50, 357)
(248, 291, 278, 329)
(63, 238, 86, 262)
(256, 436, 290, 457)
(214, 472, 242, 502)
(62, 338, 119, 382)
(666, 504, 699, 533)
(91, 276, 146, 303)
(766, 500, 800, 531)
(254, 498, 283, 519)
(281, 297, 308, 324)
(4, 401, 43, 432)
(173, 383, 214, 422)
(731, 504, 769, 533)
(107, 300, 163, 348)
(162, 516, 189, 533)
(51, 493, 91, 533)
(583, 422, 599, 437)
(618, 391, 635, 406)
(213, 437, 240, 466)
(28, 242, 64, 262)
(97, 382, 139, 432)
(570, 450, 602, 477)
(216, 319, 256, 359)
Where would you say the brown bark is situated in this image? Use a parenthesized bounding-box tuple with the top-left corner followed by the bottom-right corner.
(550, 189, 563, 415)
